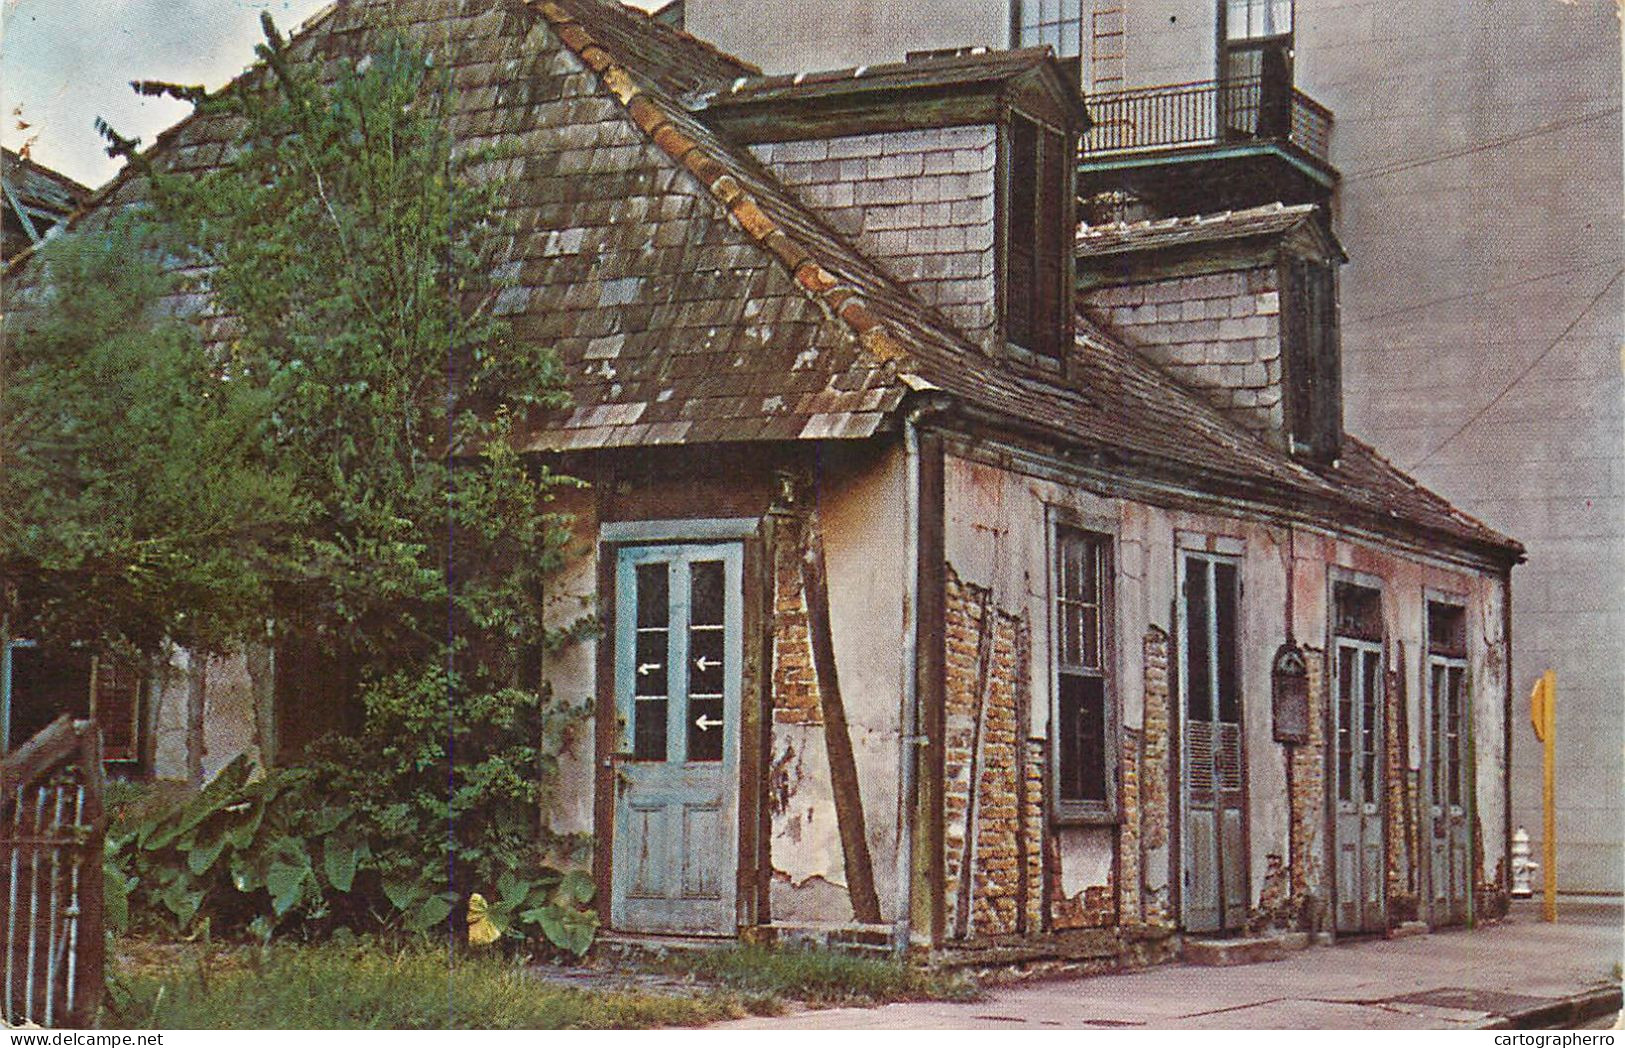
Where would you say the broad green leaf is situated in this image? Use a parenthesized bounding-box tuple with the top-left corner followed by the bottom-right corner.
(560, 869, 595, 904)
(322, 836, 360, 893)
(266, 860, 309, 917)
(403, 893, 452, 933)
(381, 870, 427, 912)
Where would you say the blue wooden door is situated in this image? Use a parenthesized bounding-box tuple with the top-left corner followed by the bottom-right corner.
(610, 543, 742, 935)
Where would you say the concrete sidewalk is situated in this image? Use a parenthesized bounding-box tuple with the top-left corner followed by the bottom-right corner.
(716, 899, 1623, 1030)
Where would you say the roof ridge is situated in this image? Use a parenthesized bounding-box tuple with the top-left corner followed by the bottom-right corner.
(530, 0, 923, 372)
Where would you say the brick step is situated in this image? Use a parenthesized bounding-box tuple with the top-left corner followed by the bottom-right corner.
(1181, 930, 1310, 966)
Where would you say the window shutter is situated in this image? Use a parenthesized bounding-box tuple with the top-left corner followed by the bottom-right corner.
(1007, 117, 1038, 351)
(92, 657, 141, 763)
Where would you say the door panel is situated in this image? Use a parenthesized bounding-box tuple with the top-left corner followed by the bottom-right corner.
(1333, 639, 1386, 933)
(1428, 658, 1469, 925)
(611, 544, 742, 935)
(1180, 553, 1247, 935)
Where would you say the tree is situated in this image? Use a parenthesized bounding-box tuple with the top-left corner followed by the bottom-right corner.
(1, 215, 301, 662)
(14, 13, 591, 943)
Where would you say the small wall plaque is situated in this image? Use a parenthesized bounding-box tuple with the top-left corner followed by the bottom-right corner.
(1272, 642, 1310, 744)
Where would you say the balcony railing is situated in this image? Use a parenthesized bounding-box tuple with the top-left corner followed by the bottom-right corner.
(1082, 76, 1333, 163)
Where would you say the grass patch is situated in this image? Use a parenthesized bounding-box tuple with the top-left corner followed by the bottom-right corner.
(655, 945, 978, 1006)
(103, 942, 748, 1030)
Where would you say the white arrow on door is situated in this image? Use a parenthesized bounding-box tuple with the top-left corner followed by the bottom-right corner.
(694, 655, 720, 672)
(637, 662, 662, 676)
(694, 714, 724, 732)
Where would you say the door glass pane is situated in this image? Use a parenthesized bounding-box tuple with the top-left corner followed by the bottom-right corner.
(1429, 663, 1446, 805)
(633, 562, 671, 760)
(1361, 650, 1381, 805)
(1337, 646, 1355, 801)
(1185, 559, 1211, 722)
(1456, 666, 1469, 805)
(687, 560, 725, 763)
(1214, 562, 1240, 724)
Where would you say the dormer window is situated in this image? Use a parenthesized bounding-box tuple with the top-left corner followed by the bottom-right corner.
(1006, 113, 1071, 361)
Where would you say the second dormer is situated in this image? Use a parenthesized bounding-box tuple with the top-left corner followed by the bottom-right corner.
(687, 49, 1086, 364)
(1077, 202, 1347, 463)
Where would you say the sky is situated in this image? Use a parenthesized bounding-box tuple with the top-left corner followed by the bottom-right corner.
(0, 0, 661, 189)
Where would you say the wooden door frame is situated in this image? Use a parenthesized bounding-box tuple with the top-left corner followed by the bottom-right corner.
(1323, 568, 1388, 937)
(1174, 534, 1250, 935)
(593, 517, 762, 935)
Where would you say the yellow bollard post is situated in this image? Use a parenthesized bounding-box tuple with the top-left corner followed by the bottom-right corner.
(1529, 670, 1557, 922)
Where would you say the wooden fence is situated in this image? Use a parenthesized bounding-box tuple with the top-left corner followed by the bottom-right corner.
(1, 716, 105, 1028)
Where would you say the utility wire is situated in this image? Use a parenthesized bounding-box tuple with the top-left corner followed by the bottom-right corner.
(1405, 267, 1623, 471)
(1343, 259, 1615, 328)
(1342, 106, 1621, 183)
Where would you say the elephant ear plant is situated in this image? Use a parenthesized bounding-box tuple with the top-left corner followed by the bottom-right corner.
(104, 755, 598, 955)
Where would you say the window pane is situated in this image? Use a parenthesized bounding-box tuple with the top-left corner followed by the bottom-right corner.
(686, 560, 726, 763)
(1214, 562, 1240, 724)
(1429, 663, 1446, 805)
(635, 562, 668, 629)
(1080, 606, 1100, 671)
(634, 698, 667, 760)
(1059, 673, 1105, 802)
(1337, 646, 1355, 801)
(632, 562, 671, 760)
(1185, 559, 1211, 722)
(1447, 666, 1464, 806)
(1361, 650, 1381, 804)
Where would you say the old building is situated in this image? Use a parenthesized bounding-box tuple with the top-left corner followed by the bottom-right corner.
(666, 0, 1623, 902)
(0, 147, 88, 261)
(23, 0, 1525, 955)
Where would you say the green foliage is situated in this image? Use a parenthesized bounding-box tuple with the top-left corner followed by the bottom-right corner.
(659, 946, 978, 1006)
(0, 214, 304, 658)
(66, 16, 596, 948)
(104, 753, 597, 955)
(104, 942, 742, 1030)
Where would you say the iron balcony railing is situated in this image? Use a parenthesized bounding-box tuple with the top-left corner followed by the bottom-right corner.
(1083, 76, 1333, 163)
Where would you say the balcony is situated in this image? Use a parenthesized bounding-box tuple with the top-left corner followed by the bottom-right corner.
(1076, 76, 1337, 220)
(1082, 76, 1332, 160)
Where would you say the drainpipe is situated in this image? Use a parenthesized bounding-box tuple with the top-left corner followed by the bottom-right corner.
(894, 405, 925, 954)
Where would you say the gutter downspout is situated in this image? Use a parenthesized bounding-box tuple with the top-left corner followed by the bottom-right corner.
(894, 406, 924, 954)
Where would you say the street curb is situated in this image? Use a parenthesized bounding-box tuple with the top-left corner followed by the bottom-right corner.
(1475, 986, 1622, 1030)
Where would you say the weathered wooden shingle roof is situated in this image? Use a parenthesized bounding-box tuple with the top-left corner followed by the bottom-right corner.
(1077, 201, 1346, 261)
(2, 148, 90, 256)
(24, 0, 1517, 561)
(685, 46, 1086, 125)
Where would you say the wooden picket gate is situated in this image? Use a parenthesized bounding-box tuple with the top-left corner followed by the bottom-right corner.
(0, 716, 105, 1028)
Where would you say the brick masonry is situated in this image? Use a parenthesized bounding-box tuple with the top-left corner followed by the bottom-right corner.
(1083, 268, 1285, 439)
(1140, 627, 1173, 929)
(750, 127, 998, 347)
(942, 568, 1040, 938)
(1287, 646, 1328, 928)
(772, 518, 822, 727)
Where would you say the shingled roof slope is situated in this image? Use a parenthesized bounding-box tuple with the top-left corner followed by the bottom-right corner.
(685, 46, 1082, 118)
(17, 0, 1517, 559)
(1077, 201, 1346, 261)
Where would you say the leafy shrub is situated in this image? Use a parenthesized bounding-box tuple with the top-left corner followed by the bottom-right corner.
(105, 750, 596, 955)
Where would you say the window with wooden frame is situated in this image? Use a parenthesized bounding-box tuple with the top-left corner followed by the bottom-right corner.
(1005, 113, 1071, 362)
(1, 640, 143, 767)
(1052, 524, 1116, 821)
